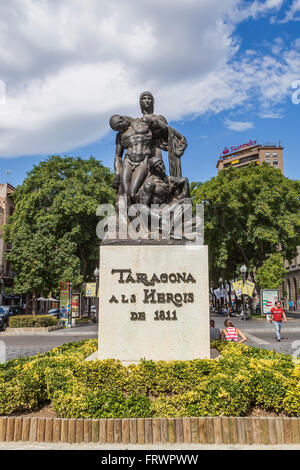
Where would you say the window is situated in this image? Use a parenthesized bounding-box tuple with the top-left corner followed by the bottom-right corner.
(272, 152, 278, 158)
(273, 160, 278, 166)
(265, 152, 271, 158)
(238, 154, 259, 164)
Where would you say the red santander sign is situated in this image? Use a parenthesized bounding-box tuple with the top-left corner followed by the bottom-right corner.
(222, 140, 257, 155)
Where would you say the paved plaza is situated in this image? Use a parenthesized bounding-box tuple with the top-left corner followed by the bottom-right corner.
(0, 314, 300, 362)
(212, 311, 300, 355)
(0, 323, 97, 362)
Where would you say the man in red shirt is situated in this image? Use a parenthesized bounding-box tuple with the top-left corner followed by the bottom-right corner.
(270, 301, 287, 342)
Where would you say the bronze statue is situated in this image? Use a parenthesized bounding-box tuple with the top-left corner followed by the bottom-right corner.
(139, 92, 187, 178)
(140, 157, 190, 206)
(110, 112, 167, 204)
(107, 92, 196, 241)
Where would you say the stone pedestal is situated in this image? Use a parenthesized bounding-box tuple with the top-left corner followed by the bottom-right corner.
(98, 243, 210, 363)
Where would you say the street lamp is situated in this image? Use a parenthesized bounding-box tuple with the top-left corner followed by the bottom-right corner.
(94, 267, 99, 323)
(240, 264, 247, 320)
(218, 277, 224, 309)
(68, 282, 73, 327)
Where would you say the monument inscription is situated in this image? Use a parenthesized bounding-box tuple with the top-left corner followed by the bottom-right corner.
(98, 245, 210, 363)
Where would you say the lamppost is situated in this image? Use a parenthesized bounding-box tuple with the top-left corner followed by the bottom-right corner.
(68, 282, 73, 328)
(94, 267, 99, 323)
(219, 277, 223, 309)
(240, 264, 247, 320)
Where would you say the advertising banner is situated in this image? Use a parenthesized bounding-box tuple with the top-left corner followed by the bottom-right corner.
(244, 280, 255, 297)
(213, 288, 228, 299)
(232, 280, 255, 297)
(60, 282, 70, 309)
(232, 280, 243, 297)
(71, 293, 81, 318)
(261, 289, 279, 315)
(86, 283, 96, 297)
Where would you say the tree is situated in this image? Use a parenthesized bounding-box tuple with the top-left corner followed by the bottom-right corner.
(256, 253, 287, 289)
(192, 164, 300, 293)
(4, 155, 115, 311)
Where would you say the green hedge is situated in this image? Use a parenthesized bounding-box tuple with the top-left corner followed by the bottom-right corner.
(1, 340, 300, 418)
(9, 315, 59, 328)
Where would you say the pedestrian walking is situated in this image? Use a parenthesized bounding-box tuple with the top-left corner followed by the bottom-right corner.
(289, 300, 293, 311)
(221, 319, 247, 343)
(270, 301, 287, 342)
(210, 319, 221, 341)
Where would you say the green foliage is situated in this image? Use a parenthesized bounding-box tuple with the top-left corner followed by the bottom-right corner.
(256, 252, 287, 289)
(9, 315, 58, 328)
(3, 155, 115, 297)
(1, 339, 300, 418)
(192, 164, 300, 287)
(0, 339, 97, 415)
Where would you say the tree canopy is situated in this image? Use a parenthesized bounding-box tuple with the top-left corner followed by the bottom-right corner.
(192, 164, 300, 290)
(255, 253, 287, 289)
(4, 155, 115, 300)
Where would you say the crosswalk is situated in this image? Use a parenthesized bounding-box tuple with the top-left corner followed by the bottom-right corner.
(244, 332, 270, 345)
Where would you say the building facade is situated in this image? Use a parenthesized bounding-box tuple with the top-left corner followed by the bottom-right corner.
(0, 183, 16, 304)
(216, 140, 300, 310)
(281, 247, 300, 310)
(217, 141, 284, 174)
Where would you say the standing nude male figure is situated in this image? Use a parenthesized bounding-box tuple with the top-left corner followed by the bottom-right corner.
(110, 94, 168, 204)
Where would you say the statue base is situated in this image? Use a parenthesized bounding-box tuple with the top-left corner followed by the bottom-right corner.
(97, 242, 210, 363)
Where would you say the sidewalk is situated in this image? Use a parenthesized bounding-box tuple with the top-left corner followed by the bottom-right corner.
(211, 311, 300, 333)
(47, 322, 97, 336)
(0, 322, 98, 337)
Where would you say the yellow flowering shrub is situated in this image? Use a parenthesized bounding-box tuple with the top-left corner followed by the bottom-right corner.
(0, 339, 300, 418)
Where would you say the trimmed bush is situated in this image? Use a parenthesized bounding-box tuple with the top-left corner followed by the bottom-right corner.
(9, 315, 59, 328)
(0, 339, 98, 415)
(1, 339, 300, 418)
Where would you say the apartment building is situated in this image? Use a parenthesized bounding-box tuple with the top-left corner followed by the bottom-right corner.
(216, 140, 284, 174)
(0, 183, 16, 304)
(281, 247, 300, 310)
(216, 140, 299, 309)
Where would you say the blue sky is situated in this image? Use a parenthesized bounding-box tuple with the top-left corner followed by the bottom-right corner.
(0, 0, 299, 187)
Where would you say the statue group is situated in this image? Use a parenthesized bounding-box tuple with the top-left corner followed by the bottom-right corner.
(108, 92, 196, 241)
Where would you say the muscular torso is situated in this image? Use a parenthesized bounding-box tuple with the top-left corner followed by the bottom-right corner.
(122, 119, 154, 163)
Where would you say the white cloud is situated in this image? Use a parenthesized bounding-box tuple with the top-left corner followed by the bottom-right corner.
(280, 0, 300, 22)
(224, 119, 254, 131)
(0, 0, 296, 157)
(230, 0, 284, 22)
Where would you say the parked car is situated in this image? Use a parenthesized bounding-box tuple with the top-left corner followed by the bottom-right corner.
(46, 308, 66, 318)
(0, 305, 23, 331)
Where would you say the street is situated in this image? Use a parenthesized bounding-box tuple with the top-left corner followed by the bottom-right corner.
(1, 316, 300, 362)
(212, 312, 300, 356)
(0, 323, 97, 362)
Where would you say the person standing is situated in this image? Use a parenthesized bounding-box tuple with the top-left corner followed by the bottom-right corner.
(270, 301, 287, 342)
